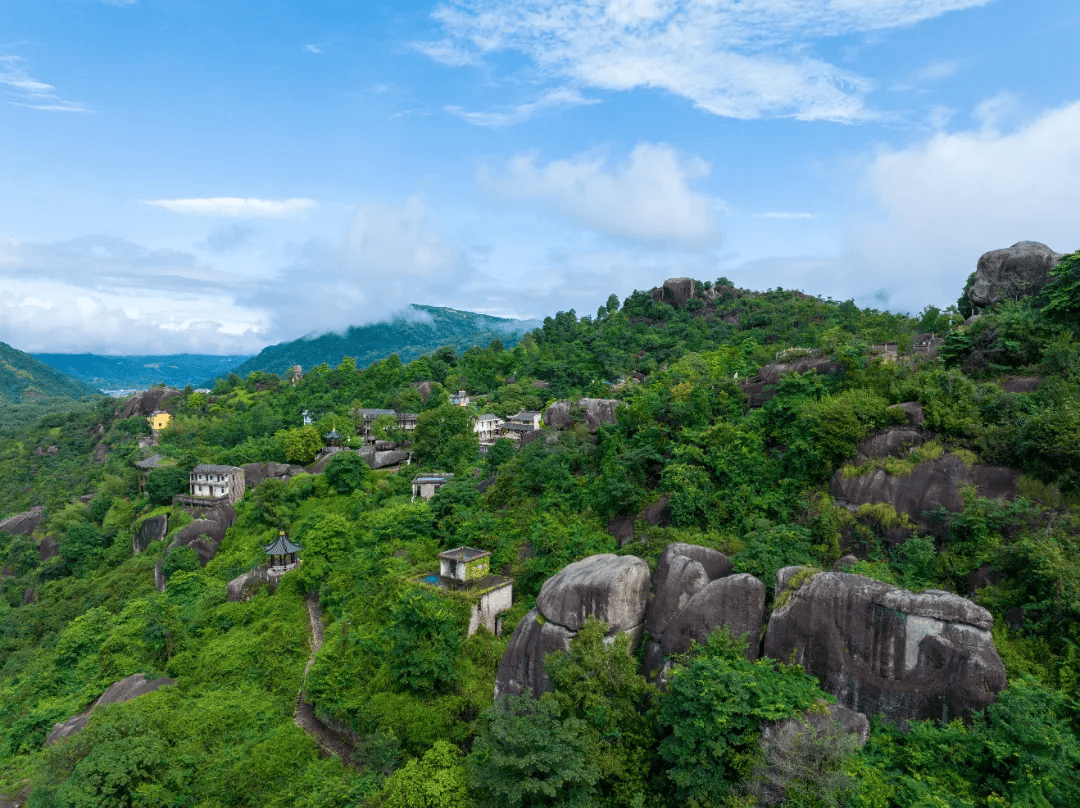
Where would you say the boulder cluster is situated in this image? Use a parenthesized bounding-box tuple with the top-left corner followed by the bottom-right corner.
(496, 547, 1007, 725)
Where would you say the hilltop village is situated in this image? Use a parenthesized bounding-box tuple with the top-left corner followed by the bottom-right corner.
(1, 241, 1080, 807)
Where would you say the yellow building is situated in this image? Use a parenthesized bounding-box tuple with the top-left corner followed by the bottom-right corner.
(148, 410, 172, 432)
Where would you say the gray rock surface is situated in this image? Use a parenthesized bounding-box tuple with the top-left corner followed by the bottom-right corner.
(410, 381, 435, 402)
(132, 514, 168, 554)
(661, 574, 766, 659)
(493, 609, 576, 698)
(832, 454, 1019, 527)
(537, 554, 650, 634)
(968, 241, 1062, 308)
(654, 277, 697, 308)
(645, 554, 709, 640)
(890, 401, 925, 428)
(761, 703, 871, 751)
(544, 400, 572, 429)
(854, 427, 928, 464)
(742, 357, 843, 407)
(168, 503, 237, 566)
(0, 506, 45, 536)
(369, 449, 409, 469)
(654, 543, 733, 590)
(644, 544, 760, 676)
(227, 568, 277, 601)
(38, 537, 58, 562)
(495, 555, 651, 698)
(545, 398, 622, 430)
(1002, 376, 1040, 394)
(117, 388, 180, 419)
(577, 398, 621, 429)
(45, 674, 175, 746)
(763, 572, 1006, 724)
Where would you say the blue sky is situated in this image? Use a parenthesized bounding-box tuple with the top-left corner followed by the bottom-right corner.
(2, 0, 1078, 354)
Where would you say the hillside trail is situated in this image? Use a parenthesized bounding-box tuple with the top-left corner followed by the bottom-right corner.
(294, 592, 357, 768)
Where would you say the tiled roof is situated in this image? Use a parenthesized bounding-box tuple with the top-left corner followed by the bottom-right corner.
(192, 464, 241, 474)
(438, 546, 491, 561)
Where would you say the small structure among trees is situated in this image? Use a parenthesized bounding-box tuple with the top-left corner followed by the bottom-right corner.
(412, 473, 453, 502)
(323, 427, 344, 452)
(263, 531, 302, 573)
(184, 464, 246, 501)
(420, 546, 513, 637)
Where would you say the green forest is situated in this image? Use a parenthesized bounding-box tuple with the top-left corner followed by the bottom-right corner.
(2, 258, 1080, 807)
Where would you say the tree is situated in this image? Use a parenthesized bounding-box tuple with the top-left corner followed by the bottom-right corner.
(606, 293, 620, 313)
(414, 405, 479, 470)
(145, 465, 189, 506)
(284, 425, 322, 464)
(1040, 250, 1080, 324)
(545, 617, 658, 807)
(468, 694, 600, 808)
(60, 522, 107, 576)
(324, 451, 369, 495)
(387, 589, 462, 695)
(656, 629, 824, 805)
(747, 705, 859, 808)
(380, 741, 471, 808)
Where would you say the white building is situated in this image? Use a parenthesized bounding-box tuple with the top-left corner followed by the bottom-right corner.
(188, 464, 245, 505)
(473, 413, 503, 445)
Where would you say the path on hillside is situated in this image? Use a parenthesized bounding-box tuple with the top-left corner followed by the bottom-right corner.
(294, 593, 357, 768)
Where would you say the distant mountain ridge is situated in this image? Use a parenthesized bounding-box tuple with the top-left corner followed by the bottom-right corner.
(224, 304, 541, 379)
(34, 354, 254, 391)
(0, 342, 101, 402)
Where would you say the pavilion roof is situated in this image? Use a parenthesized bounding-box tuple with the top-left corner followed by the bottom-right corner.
(264, 533, 302, 555)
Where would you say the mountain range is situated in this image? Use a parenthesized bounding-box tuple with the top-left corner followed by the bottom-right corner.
(224, 304, 540, 380)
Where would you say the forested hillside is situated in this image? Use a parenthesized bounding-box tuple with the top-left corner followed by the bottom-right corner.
(0, 342, 100, 404)
(224, 304, 540, 380)
(2, 257, 1080, 807)
(32, 354, 253, 391)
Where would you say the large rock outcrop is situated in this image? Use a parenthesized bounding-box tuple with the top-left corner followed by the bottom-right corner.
(242, 462, 302, 488)
(832, 454, 1018, 528)
(742, 357, 843, 407)
(853, 427, 928, 464)
(0, 506, 45, 536)
(763, 572, 1007, 724)
(227, 568, 278, 601)
(132, 514, 168, 554)
(168, 502, 237, 566)
(544, 398, 622, 431)
(45, 674, 175, 746)
(494, 554, 650, 698)
(967, 241, 1062, 309)
(116, 388, 180, 419)
(643, 544, 764, 676)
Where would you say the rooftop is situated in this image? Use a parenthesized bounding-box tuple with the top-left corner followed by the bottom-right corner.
(438, 546, 491, 562)
(475, 413, 500, 421)
(134, 453, 166, 470)
(413, 473, 454, 484)
(192, 464, 241, 474)
(264, 533, 302, 555)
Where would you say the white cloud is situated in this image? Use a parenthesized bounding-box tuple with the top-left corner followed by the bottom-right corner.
(756, 212, 816, 220)
(480, 143, 719, 242)
(795, 98, 1080, 313)
(304, 44, 323, 54)
(0, 282, 264, 354)
(422, 0, 991, 121)
(237, 196, 479, 339)
(445, 87, 598, 126)
(913, 58, 961, 82)
(144, 197, 317, 217)
(0, 55, 94, 113)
